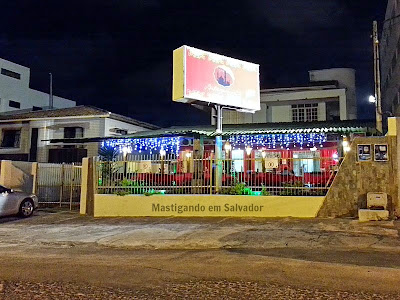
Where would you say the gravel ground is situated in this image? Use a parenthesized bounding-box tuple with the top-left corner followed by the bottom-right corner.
(1, 280, 400, 300)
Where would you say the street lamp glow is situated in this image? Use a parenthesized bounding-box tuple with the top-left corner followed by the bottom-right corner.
(224, 142, 232, 152)
(342, 140, 351, 153)
(159, 148, 166, 157)
(369, 95, 376, 103)
(122, 146, 132, 158)
(245, 146, 252, 156)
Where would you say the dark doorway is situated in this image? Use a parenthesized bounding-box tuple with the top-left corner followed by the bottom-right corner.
(29, 128, 39, 162)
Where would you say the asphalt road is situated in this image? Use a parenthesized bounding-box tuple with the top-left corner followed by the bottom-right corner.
(0, 211, 400, 299)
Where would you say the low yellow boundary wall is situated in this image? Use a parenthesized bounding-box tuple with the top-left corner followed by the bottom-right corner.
(93, 194, 325, 218)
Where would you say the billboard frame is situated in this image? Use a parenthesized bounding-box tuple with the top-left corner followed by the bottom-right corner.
(173, 45, 260, 113)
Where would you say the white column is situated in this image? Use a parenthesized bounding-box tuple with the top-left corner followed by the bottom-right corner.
(339, 94, 347, 120)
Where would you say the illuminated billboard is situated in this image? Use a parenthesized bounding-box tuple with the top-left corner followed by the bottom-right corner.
(173, 45, 260, 112)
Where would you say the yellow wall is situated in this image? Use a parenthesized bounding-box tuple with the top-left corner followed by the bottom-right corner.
(388, 117, 398, 136)
(172, 46, 184, 101)
(94, 194, 325, 218)
(80, 157, 89, 215)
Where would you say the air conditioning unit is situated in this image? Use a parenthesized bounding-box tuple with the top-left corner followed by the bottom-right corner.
(109, 128, 128, 135)
(367, 192, 388, 210)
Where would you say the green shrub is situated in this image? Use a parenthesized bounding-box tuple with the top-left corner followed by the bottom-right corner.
(220, 182, 250, 195)
(233, 182, 246, 195)
(120, 178, 133, 186)
(261, 185, 270, 196)
(279, 181, 327, 196)
(114, 190, 130, 196)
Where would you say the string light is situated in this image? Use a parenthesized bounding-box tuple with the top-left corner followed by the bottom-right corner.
(228, 133, 327, 149)
(100, 133, 327, 156)
(102, 137, 181, 155)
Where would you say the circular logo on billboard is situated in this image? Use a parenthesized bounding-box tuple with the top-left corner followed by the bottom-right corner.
(214, 66, 234, 87)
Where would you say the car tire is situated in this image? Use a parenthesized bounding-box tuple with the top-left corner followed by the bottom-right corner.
(19, 199, 34, 218)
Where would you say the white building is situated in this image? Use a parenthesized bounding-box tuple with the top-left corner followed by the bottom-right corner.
(222, 68, 357, 124)
(0, 106, 158, 163)
(0, 58, 76, 112)
(380, 0, 400, 116)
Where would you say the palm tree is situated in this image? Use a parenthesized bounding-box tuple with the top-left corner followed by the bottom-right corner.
(99, 144, 118, 161)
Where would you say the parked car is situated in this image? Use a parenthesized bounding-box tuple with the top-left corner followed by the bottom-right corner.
(0, 185, 38, 218)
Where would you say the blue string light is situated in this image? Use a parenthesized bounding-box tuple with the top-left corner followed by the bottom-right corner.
(228, 133, 327, 148)
(102, 137, 181, 155)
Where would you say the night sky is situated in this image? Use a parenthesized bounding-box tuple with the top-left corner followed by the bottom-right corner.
(0, 1, 388, 127)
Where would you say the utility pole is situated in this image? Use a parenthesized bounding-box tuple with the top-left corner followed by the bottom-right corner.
(373, 20, 383, 133)
(49, 73, 54, 109)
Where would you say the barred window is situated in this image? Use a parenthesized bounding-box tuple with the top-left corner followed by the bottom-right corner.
(64, 127, 84, 139)
(1, 129, 21, 148)
(292, 103, 318, 122)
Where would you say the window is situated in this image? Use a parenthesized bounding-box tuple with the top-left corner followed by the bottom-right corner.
(292, 103, 318, 122)
(293, 151, 321, 176)
(1, 68, 21, 80)
(232, 150, 244, 173)
(255, 151, 263, 173)
(1, 129, 21, 148)
(64, 127, 84, 139)
(9, 100, 20, 109)
(32, 106, 42, 111)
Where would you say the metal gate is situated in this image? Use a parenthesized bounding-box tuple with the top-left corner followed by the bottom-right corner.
(36, 163, 82, 209)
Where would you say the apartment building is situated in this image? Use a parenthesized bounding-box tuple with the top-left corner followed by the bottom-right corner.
(0, 58, 75, 112)
(222, 68, 357, 124)
(380, 0, 400, 116)
(0, 106, 158, 163)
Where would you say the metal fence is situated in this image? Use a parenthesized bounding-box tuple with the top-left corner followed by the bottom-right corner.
(36, 163, 82, 208)
(96, 154, 342, 196)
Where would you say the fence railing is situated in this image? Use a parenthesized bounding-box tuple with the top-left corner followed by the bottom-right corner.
(36, 162, 82, 208)
(96, 154, 342, 196)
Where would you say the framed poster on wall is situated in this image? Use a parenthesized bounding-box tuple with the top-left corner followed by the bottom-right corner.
(357, 144, 372, 162)
(374, 144, 389, 162)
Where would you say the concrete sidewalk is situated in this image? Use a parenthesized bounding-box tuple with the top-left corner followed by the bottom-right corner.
(1, 210, 399, 255)
(2, 210, 400, 295)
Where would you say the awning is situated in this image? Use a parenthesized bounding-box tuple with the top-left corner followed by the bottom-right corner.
(46, 120, 377, 144)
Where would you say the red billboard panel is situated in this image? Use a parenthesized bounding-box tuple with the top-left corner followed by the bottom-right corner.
(173, 46, 260, 112)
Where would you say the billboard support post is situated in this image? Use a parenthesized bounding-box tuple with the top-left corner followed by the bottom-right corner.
(215, 105, 223, 194)
(172, 45, 261, 194)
